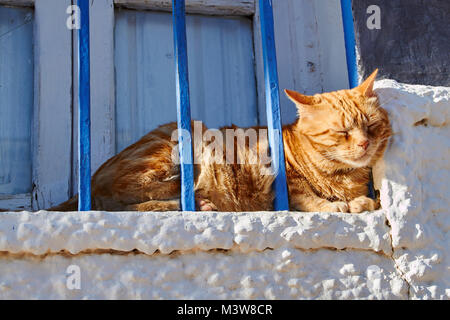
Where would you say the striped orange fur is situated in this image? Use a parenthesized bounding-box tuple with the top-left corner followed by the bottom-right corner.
(50, 70, 391, 213)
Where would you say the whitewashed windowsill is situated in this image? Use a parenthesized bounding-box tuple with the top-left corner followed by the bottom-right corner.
(0, 209, 391, 256)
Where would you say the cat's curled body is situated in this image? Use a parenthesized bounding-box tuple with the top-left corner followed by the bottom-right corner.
(51, 70, 391, 213)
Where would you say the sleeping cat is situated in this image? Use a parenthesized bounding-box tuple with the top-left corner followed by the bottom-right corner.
(50, 69, 391, 213)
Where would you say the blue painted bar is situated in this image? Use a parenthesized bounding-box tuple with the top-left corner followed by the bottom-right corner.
(172, 0, 196, 211)
(258, 0, 290, 211)
(78, 0, 91, 211)
(340, 0, 375, 199)
(340, 0, 358, 89)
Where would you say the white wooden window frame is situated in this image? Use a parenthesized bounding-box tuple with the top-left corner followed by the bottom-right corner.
(0, 0, 72, 211)
(0, 0, 348, 210)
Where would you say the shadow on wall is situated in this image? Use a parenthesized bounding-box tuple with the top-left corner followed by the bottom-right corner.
(352, 0, 450, 87)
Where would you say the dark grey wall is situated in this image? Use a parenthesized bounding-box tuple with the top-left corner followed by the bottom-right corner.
(352, 0, 449, 86)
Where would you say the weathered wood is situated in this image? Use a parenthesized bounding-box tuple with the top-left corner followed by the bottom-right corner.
(0, 6, 33, 196)
(32, 0, 72, 209)
(115, 0, 255, 16)
(72, 0, 115, 196)
(314, 0, 349, 91)
(1, 0, 255, 14)
(0, 0, 33, 7)
(0, 193, 31, 211)
(88, 0, 116, 172)
(254, 0, 348, 125)
(114, 10, 257, 152)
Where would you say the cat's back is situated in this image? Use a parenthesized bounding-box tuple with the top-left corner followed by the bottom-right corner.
(91, 122, 180, 208)
(194, 123, 276, 211)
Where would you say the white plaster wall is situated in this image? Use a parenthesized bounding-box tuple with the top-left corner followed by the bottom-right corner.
(0, 210, 405, 299)
(0, 248, 406, 299)
(0, 80, 448, 300)
(374, 80, 450, 299)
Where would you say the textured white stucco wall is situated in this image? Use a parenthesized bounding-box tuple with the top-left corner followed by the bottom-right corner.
(374, 80, 450, 299)
(0, 80, 448, 299)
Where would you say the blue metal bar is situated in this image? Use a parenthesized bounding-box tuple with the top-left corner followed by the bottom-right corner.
(258, 0, 289, 211)
(172, 0, 196, 211)
(78, 0, 91, 211)
(340, 0, 375, 199)
(340, 0, 358, 88)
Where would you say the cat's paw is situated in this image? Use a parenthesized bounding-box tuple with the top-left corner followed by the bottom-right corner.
(348, 196, 376, 213)
(196, 198, 218, 211)
(321, 201, 349, 213)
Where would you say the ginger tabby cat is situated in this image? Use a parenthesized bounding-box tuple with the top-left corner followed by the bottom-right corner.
(50, 69, 391, 213)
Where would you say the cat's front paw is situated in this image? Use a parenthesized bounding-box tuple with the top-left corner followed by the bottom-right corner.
(196, 198, 218, 211)
(321, 201, 349, 213)
(348, 196, 376, 213)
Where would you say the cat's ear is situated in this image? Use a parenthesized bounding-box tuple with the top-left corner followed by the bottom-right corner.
(355, 69, 378, 97)
(284, 89, 315, 106)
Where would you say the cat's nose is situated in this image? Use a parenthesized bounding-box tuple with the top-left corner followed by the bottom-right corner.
(358, 140, 370, 150)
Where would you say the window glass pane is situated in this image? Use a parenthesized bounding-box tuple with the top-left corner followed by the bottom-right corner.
(115, 9, 257, 153)
(0, 6, 33, 195)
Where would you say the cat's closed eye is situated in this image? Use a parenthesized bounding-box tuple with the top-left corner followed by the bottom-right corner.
(367, 123, 380, 135)
(334, 130, 349, 138)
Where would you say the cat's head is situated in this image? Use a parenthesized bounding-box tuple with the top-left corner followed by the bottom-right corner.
(285, 69, 391, 168)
